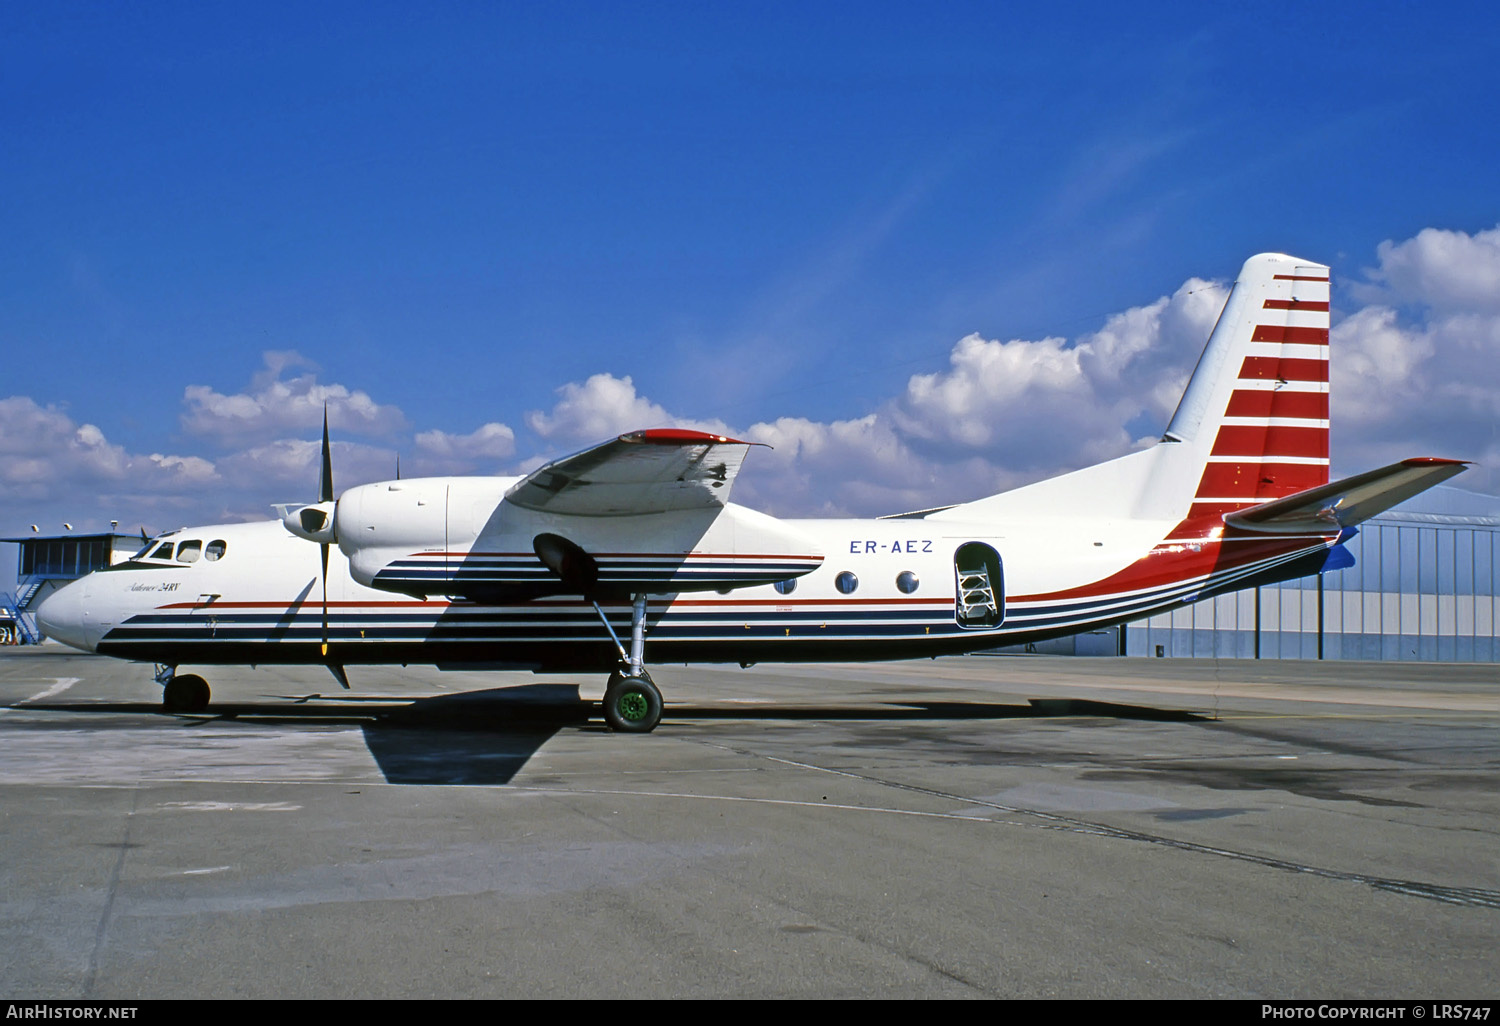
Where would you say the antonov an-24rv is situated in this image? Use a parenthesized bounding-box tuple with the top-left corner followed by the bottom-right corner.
(37, 254, 1467, 732)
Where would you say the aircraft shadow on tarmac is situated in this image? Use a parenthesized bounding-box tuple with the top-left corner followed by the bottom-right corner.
(25, 685, 1205, 786)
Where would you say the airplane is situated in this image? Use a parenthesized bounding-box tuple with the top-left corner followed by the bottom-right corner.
(35, 253, 1468, 732)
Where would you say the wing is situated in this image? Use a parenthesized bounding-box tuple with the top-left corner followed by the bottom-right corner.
(504, 428, 766, 516)
(1223, 457, 1468, 534)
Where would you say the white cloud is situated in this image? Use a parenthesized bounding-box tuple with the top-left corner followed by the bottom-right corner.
(509, 278, 1231, 515)
(415, 422, 515, 460)
(412, 422, 517, 475)
(1352, 224, 1500, 314)
(890, 277, 1225, 471)
(0, 397, 218, 500)
(181, 350, 409, 443)
(7, 225, 1497, 548)
(525, 373, 730, 444)
(1333, 224, 1500, 493)
(0, 397, 224, 537)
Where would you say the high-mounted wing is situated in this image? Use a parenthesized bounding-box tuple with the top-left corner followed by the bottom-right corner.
(1223, 457, 1469, 534)
(504, 428, 766, 516)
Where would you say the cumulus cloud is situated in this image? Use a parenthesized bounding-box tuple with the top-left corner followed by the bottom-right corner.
(411, 422, 517, 475)
(415, 422, 515, 460)
(0, 397, 224, 536)
(181, 350, 409, 443)
(511, 231, 1499, 510)
(890, 277, 1225, 472)
(1334, 224, 1500, 493)
(1351, 225, 1500, 314)
(510, 279, 1227, 516)
(217, 439, 399, 496)
(525, 373, 731, 444)
(6, 224, 1496, 547)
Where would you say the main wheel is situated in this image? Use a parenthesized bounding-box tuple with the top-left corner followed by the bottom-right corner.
(163, 673, 211, 713)
(603, 675, 663, 733)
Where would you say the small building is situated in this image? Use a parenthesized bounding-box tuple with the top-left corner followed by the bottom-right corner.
(2, 531, 143, 644)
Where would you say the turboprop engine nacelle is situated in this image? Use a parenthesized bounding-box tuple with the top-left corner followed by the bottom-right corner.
(275, 501, 338, 545)
(331, 476, 824, 599)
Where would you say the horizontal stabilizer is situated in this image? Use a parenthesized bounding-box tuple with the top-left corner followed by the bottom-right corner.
(1223, 458, 1469, 534)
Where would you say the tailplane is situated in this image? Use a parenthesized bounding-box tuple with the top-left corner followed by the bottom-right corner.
(1223, 458, 1469, 534)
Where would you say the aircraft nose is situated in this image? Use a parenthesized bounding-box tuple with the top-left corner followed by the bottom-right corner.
(35, 579, 95, 652)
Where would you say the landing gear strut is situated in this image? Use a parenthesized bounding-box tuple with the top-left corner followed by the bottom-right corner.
(592, 593, 663, 733)
(157, 664, 211, 713)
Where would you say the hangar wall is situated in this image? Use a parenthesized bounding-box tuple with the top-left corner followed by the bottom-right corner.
(1125, 510, 1499, 663)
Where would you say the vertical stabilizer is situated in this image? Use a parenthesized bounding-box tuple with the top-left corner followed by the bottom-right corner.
(1168, 253, 1330, 523)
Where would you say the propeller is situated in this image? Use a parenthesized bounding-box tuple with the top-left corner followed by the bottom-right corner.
(275, 407, 340, 668)
(317, 408, 333, 659)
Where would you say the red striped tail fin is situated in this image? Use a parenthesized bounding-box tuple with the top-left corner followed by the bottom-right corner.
(1163, 254, 1330, 523)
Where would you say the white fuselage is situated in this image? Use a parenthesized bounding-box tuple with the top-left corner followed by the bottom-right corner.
(36, 477, 1331, 671)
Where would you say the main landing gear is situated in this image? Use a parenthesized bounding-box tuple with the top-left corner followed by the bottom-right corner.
(157, 664, 211, 713)
(592, 593, 664, 733)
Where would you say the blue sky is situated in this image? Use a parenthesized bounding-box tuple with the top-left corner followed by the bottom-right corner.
(4, 2, 1500, 580)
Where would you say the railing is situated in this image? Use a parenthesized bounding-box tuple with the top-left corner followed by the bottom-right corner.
(16, 578, 44, 609)
(0, 592, 39, 645)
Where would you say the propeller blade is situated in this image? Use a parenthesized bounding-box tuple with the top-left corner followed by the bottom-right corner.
(318, 407, 334, 504)
(320, 541, 330, 659)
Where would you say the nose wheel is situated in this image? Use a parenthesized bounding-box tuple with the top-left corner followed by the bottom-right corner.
(157, 665, 211, 713)
(593, 593, 664, 733)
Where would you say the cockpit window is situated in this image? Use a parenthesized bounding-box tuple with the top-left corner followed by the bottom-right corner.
(176, 540, 202, 563)
(204, 539, 227, 562)
(150, 542, 175, 561)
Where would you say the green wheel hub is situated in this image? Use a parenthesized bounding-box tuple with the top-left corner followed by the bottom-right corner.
(617, 689, 649, 722)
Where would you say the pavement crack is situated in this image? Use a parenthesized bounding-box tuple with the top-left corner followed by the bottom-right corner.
(83, 786, 140, 998)
(699, 740, 1500, 912)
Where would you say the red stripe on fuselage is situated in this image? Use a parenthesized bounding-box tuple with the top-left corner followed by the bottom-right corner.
(1011, 530, 1333, 603)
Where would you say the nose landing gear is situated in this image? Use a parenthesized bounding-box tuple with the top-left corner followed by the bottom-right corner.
(156, 664, 211, 713)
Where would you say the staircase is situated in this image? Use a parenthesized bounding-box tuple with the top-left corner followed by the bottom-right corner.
(1, 591, 40, 645)
(956, 565, 999, 623)
(16, 578, 44, 609)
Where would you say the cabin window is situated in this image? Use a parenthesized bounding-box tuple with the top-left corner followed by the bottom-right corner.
(835, 571, 859, 595)
(205, 540, 227, 562)
(896, 571, 919, 594)
(176, 540, 202, 564)
(774, 579, 797, 595)
(150, 543, 175, 561)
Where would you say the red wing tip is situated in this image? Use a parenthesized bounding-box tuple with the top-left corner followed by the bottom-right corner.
(1400, 457, 1470, 467)
(619, 428, 752, 446)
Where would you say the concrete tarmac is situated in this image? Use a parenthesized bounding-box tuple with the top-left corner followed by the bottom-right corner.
(0, 646, 1496, 999)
